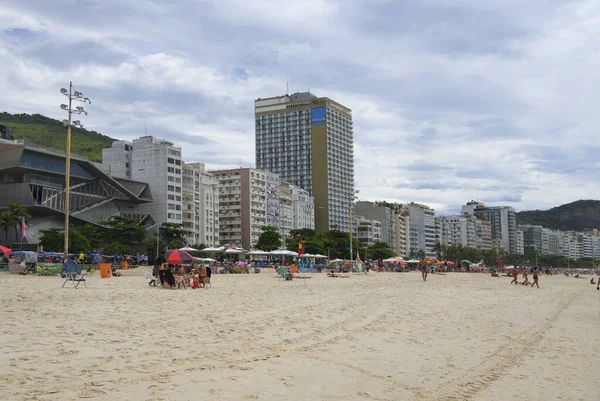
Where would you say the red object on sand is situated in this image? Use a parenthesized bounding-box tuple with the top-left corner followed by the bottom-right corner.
(0, 245, 12, 257)
(165, 249, 193, 264)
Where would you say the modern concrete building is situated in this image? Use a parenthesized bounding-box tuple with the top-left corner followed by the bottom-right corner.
(439, 215, 476, 248)
(463, 201, 518, 254)
(0, 138, 154, 244)
(278, 182, 294, 246)
(354, 201, 393, 248)
(255, 91, 354, 232)
(212, 168, 268, 250)
(393, 212, 410, 258)
(516, 230, 525, 255)
(182, 162, 219, 247)
(520, 225, 543, 256)
(102, 136, 183, 226)
(353, 216, 382, 246)
(406, 202, 436, 258)
(475, 218, 493, 251)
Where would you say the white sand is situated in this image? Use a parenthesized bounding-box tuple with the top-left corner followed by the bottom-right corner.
(0, 269, 598, 401)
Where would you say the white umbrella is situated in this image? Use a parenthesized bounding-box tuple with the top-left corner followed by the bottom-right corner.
(200, 247, 222, 252)
(407, 259, 420, 263)
(180, 246, 200, 252)
(247, 250, 270, 255)
(302, 253, 315, 257)
(313, 254, 328, 258)
(269, 250, 297, 256)
(225, 248, 247, 254)
(200, 258, 216, 262)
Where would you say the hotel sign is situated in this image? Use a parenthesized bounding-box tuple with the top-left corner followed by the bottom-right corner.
(311, 107, 326, 126)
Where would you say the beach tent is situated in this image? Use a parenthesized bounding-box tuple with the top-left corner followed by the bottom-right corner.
(179, 246, 200, 252)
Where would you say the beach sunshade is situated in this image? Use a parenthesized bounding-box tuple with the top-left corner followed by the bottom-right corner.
(200, 247, 223, 252)
(397, 260, 407, 265)
(460, 260, 473, 265)
(446, 261, 455, 265)
(247, 250, 269, 255)
(0, 245, 12, 257)
(313, 254, 328, 258)
(179, 246, 200, 252)
(165, 249, 194, 264)
(224, 248, 246, 254)
(406, 259, 420, 263)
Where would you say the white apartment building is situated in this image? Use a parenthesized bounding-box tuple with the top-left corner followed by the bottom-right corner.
(278, 182, 294, 245)
(516, 229, 525, 255)
(463, 201, 518, 254)
(354, 201, 394, 249)
(101, 140, 132, 179)
(182, 163, 219, 247)
(212, 168, 268, 250)
(440, 215, 476, 248)
(279, 182, 315, 245)
(102, 136, 183, 225)
(406, 202, 436, 258)
(255, 92, 354, 232)
(393, 213, 410, 258)
(353, 216, 382, 246)
(291, 184, 315, 231)
(266, 171, 280, 229)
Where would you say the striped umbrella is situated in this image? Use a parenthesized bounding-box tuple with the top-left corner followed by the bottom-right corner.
(165, 249, 193, 264)
(0, 245, 11, 257)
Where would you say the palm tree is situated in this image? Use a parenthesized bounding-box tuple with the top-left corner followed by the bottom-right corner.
(0, 211, 12, 243)
(6, 203, 31, 240)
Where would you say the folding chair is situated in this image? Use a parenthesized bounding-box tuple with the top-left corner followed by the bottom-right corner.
(62, 260, 86, 288)
(145, 271, 160, 286)
(278, 266, 285, 280)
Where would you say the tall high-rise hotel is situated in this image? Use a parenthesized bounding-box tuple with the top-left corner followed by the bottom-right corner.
(255, 92, 354, 232)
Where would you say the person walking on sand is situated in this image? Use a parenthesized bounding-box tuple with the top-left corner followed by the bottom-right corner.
(522, 267, 530, 286)
(510, 265, 519, 285)
(419, 256, 428, 281)
(530, 266, 540, 288)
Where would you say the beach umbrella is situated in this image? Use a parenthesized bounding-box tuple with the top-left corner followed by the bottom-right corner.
(460, 260, 473, 265)
(0, 245, 12, 257)
(446, 261, 455, 266)
(179, 246, 200, 252)
(406, 259, 420, 263)
(165, 249, 194, 264)
(397, 260, 407, 265)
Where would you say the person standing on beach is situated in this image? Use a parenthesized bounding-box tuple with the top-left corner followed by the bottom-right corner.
(511, 265, 519, 284)
(419, 256, 428, 281)
(530, 266, 540, 288)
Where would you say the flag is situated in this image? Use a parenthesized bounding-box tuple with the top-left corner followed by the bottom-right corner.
(297, 236, 304, 257)
(21, 217, 26, 238)
(356, 249, 362, 264)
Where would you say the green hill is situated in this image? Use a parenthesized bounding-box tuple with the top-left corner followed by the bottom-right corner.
(516, 200, 600, 231)
(0, 112, 116, 162)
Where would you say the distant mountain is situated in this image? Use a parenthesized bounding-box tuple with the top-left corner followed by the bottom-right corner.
(0, 112, 116, 162)
(516, 200, 600, 231)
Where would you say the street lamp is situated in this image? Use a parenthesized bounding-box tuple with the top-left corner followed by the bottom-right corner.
(60, 82, 91, 260)
(349, 190, 359, 260)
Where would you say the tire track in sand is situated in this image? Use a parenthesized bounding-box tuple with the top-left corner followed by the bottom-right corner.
(423, 292, 578, 401)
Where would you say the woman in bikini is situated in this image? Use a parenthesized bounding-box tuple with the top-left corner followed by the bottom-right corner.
(530, 266, 540, 288)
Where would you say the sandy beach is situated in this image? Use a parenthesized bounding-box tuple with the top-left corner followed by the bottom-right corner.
(0, 269, 598, 401)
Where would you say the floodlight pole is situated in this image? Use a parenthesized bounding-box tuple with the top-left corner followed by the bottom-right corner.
(60, 82, 91, 261)
(64, 82, 73, 260)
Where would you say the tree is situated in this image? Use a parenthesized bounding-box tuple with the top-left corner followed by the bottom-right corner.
(255, 226, 281, 251)
(6, 203, 30, 240)
(100, 216, 147, 254)
(366, 241, 395, 260)
(0, 211, 14, 243)
(39, 227, 91, 253)
(39, 228, 64, 252)
(159, 223, 186, 250)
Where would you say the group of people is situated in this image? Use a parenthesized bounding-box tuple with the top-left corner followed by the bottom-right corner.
(153, 258, 211, 289)
(510, 266, 541, 288)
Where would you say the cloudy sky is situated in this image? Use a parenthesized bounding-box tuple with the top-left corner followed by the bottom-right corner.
(1, 0, 598, 215)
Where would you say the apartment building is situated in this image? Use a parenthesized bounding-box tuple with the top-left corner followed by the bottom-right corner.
(463, 201, 518, 254)
(212, 168, 268, 249)
(354, 201, 394, 248)
(182, 162, 219, 247)
(255, 91, 354, 232)
(406, 202, 436, 258)
(393, 212, 410, 258)
(353, 216, 382, 246)
(103, 136, 183, 225)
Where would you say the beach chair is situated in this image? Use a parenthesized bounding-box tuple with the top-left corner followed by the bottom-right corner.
(145, 271, 160, 286)
(278, 266, 285, 280)
(62, 260, 86, 288)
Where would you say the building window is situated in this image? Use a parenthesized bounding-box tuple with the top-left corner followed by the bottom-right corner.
(168, 203, 175, 210)
(168, 194, 174, 200)
(168, 158, 175, 164)
(175, 186, 181, 193)
(168, 185, 175, 191)
(175, 169, 181, 174)
(176, 196, 181, 201)
(168, 176, 174, 182)
(168, 167, 174, 173)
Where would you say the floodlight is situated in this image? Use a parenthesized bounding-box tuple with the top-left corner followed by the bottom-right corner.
(74, 91, 81, 97)
(61, 104, 68, 110)
(84, 97, 91, 104)
(60, 88, 67, 94)
(62, 119, 69, 126)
